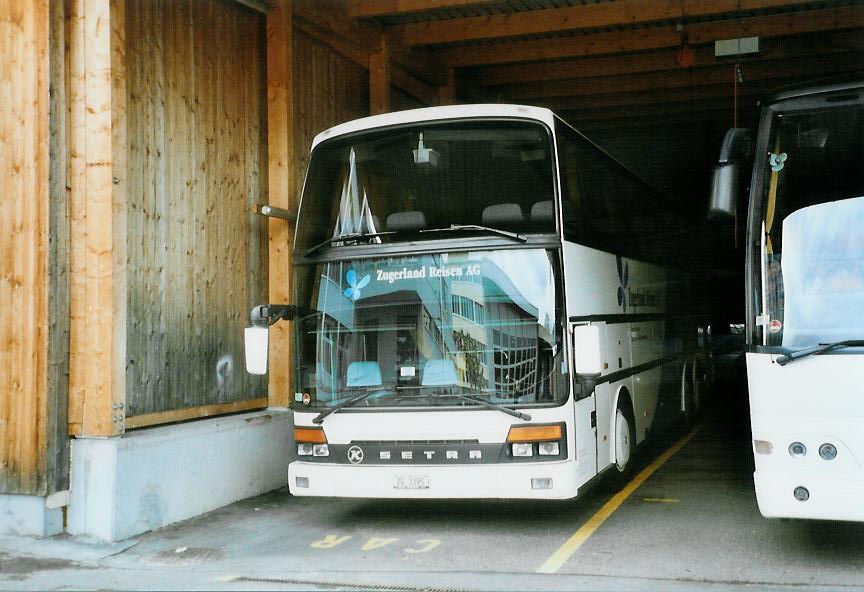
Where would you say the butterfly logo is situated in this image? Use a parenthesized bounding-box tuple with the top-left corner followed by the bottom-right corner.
(616, 255, 629, 313)
(769, 152, 787, 173)
(344, 269, 370, 301)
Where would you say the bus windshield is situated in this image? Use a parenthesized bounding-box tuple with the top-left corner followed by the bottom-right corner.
(757, 104, 864, 348)
(293, 249, 564, 408)
(295, 120, 555, 254)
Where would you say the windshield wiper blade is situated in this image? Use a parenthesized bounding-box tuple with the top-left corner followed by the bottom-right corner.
(419, 224, 527, 243)
(312, 388, 390, 424)
(439, 393, 531, 421)
(776, 340, 864, 366)
(304, 231, 396, 257)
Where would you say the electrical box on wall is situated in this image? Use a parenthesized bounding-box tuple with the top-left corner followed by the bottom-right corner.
(715, 36, 760, 57)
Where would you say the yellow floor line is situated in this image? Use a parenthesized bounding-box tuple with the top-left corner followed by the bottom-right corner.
(536, 421, 704, 574)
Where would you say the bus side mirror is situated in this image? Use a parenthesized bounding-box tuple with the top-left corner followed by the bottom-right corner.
(245, 325, 270, 375)
(709, 162, 739, 219)
(709, 128, 753, 220)
(244, 304, 296, 375)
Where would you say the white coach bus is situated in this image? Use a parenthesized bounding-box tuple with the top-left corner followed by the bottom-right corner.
(710, 81, 864, 520)
(247, 105, 710, 499)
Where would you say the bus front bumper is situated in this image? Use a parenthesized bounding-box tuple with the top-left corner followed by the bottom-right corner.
(288, 459, 583, 499)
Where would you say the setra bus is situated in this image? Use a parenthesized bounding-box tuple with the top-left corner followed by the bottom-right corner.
(710, 81, 864, 520)
(247, 105, 710, 499)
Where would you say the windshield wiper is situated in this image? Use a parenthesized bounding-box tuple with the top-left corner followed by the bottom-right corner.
(776, 339, 864, 366)
(304, 231, 396, 257)
(438, 392, 532, 421)
(419, 224, 527, 242)
(312, 388, 393, 424)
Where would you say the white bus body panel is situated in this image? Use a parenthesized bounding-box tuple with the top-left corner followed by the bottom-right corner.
(561, 241, 671, 467)
(747, 352, 864, 521)
(289, 405, 593, 499)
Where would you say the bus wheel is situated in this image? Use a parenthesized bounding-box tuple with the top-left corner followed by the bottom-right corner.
(614, 406, 634, 473)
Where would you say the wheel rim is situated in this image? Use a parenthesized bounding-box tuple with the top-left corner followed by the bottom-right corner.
(615, 409, 631, 472)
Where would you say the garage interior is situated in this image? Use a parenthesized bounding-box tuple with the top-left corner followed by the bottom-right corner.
(1, 0, 863, 542)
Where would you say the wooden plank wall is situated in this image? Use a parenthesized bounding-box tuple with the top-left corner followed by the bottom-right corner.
(293, 28, 370, 200)
(124, 0, 268, 419)
(0, 0, 51, 494)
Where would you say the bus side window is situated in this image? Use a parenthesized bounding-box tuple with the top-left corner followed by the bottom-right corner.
(555, 121, 586, 241)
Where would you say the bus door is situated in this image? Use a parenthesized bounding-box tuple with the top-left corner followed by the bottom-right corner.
(571, 322, 600, 482)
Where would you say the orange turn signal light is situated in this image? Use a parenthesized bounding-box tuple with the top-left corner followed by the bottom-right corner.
(295, 426, 327, 444)
(506, 424, 563, 443)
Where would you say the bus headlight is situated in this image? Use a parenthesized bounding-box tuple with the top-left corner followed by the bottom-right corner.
(819, 443, 837, 460)
(538, 442, 560, 456)
(512, 443, 534, 457)
(507, 423, 564, 459)
(296, 426, 328, 457)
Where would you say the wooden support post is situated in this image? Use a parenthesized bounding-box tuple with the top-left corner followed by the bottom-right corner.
(68, 0, 127, 437)
(437, 68, 456, 106)
(369, 34, 391, 115)
(0, 0, 51, 493)
(266, 0, 294, 408)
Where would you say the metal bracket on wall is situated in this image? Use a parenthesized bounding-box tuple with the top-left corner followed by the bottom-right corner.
(256, 203, 296, 222)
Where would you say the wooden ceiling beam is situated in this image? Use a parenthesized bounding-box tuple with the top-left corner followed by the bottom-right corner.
(294, 0, 445, 85)
(531, 82, 783, 111)
(348, 0, 498, 19)
(572, 109, 762, 130)
(559, 97, 765, 122)
(393, 0, 818, 47)
(440, 5, 864, 67)
(476, 29, 864, 86)
(496, 52, 864, 100)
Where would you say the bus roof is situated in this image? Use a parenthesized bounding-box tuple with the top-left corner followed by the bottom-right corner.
(766, 79, 864, 106)
(311, 104, 556, 149)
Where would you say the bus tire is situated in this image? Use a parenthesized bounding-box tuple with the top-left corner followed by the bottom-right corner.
(614, 395, 636, 475)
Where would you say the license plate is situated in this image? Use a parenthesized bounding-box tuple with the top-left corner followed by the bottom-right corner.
(393, 475, 430, 490)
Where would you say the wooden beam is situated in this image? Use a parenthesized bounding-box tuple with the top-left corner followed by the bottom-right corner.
(67, 0, 127, 437)
(497, 52, 864, 100)
(0, 0, 50, 493)
(295, 0, 445, 85)
(571, 109, 761, 130)
(441, 5, 864, 67)
(125, 397, 268, 430)
(437, 68, 456, 105)
(560, 97, 763, 123)
(294, 16, 437, 106)
(348, 0, 498, 19)
(534, 83, 770, 112)
(392, 65, 437, 105)
(267, 0, 294, 408)
(477, 29, 864, 86)
(370, 34, 391, 114)
(393, 0, 817, 47)
(233, 0, 270, 13)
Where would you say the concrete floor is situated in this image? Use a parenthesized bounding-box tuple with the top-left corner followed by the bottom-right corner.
(3, 365, 864, 591)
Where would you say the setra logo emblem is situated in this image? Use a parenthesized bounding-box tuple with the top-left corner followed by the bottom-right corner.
(347, 445, 364, 464)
